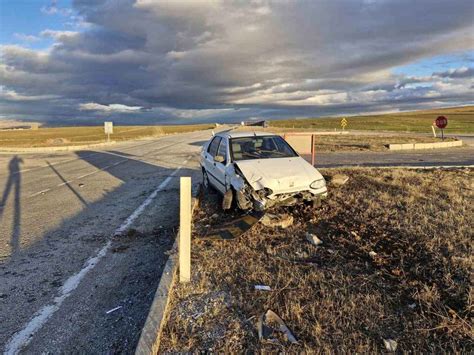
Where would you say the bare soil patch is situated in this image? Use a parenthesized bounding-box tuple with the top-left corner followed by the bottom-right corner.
(161, 168, 473, 352)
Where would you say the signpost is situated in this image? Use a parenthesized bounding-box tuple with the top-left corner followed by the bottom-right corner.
(340, 117, 348, 131)
(104, 121, 113, 143)
(434, 116, 448, 140)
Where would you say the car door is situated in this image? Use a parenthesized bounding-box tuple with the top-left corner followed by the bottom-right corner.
(212, 137, 229, 194)
(204, 136, 222, 189)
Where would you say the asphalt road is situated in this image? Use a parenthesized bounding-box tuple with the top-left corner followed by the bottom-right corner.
(0, 129, 472, 354)
(0, 130, 211, 354)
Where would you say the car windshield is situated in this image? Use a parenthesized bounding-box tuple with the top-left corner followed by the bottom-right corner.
(230, 136, 297, 161)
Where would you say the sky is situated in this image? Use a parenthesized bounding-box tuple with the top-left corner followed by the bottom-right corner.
(0, 0, 473, 125)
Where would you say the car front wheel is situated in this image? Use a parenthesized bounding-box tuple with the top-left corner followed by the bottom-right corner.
(202, 169, 210, 190)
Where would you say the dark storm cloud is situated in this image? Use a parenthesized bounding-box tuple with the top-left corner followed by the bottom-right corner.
(1, 0, 473, 124)
(433, 67, 474, 79)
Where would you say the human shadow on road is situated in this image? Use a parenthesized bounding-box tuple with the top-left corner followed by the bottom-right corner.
(0, 156, 23, 256)
(0, 149, 199, 353)
(46, 161, 88, 207)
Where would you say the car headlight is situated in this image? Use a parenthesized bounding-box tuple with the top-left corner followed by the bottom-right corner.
(310, 179, 326, 189)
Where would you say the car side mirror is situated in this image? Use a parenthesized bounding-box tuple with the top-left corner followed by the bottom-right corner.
(214, 155, 225, 163)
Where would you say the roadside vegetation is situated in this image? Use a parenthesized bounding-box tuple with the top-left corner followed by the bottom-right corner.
(270, 106, 474, 133)
(312, 135, 456, 152)
(235, 127, 457, 152)
(161, 168, 473, 352)
(0, 124, 215, 148)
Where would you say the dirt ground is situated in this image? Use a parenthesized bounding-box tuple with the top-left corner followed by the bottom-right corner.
(160, 168, 473, 352)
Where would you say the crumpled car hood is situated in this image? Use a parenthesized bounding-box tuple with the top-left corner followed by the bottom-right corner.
(235, 157, 324, 193)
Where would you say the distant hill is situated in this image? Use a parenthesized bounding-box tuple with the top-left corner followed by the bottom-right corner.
(270, 106, 474, 133)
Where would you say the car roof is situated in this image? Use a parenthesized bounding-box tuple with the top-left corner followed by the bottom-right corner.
(215, 131, 278, 139)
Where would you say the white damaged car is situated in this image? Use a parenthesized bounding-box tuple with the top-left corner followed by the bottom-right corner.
(200, 131, 327, 210)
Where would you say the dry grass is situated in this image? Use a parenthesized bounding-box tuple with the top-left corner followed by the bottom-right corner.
(0, 124, 215, 148)
(161, 168, 473, 352)
(270, 106, 474, 133)
(234, 126, 456, 152)
(312, 135, 456, 152)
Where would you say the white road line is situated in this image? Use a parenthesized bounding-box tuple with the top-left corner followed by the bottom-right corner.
(1, 152, 100, 178)
(57, 180, 73, 187)
(75, 171, 97, 179)
(29, 189, 51, 197)
(29, 159, 128, 198)
(4, 159, 189, 355)
(0, 137, 179, 178)
(27, 139, 185, 198)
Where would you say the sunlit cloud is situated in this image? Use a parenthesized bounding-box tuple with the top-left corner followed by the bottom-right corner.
(0, 0, 473, 124)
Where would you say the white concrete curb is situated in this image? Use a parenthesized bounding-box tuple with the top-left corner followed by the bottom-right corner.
(389, 140, 463, 150)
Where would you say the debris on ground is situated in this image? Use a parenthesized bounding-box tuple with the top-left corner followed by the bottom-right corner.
(203, 212, 263, 240)
(258, 310, 298, 344)
(383, 338, 398, 351)
(254, 285, 271, 291)
(329, 173, 349, 187)
(222, 190, 233, 210)
(350, 230, 361, 241)
(161, 168, 473, 352)
(260, 213, 294, 228)
(106, 306, 122, 314)
(305, 232, 323, 246)
(164, 247, 177, 255)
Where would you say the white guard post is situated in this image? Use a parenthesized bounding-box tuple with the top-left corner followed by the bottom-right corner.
(179, 177, 191, 283)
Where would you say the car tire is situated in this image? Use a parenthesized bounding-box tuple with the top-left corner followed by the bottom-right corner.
(202, 170, 210, 190)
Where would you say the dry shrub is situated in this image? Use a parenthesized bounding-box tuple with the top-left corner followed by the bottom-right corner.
(161, 168, 473, 352)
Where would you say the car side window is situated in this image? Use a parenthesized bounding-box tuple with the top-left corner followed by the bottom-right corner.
(208, 136, 222, 157)
(216, 139, 227, 164)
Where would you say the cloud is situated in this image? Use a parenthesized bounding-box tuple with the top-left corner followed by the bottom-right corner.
(0, 87, 59, 101)
(78, 102, 144, 113)
(40, 30, 80, 42)
(41, 0, 73, 16)
(433, 66, 474, 79)
(13, 33, 40, 43)
(1, 0, 473, 124)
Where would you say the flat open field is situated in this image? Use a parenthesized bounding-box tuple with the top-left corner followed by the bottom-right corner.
(0, 124, 214, 148)
(235, 126, 457, 152)
(312, 135, 456, 152)
(270, 106, 474, 133)
(161, 168, 473, 352)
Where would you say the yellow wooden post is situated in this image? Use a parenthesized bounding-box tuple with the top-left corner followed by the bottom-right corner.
(179, 177, 191, 283)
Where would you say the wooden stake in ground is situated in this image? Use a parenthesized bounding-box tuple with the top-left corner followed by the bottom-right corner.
(179, 177, 191, 283)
